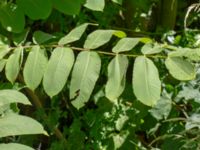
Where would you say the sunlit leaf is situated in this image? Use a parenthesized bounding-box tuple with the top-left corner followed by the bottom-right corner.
(140, 37, 153, 44)
(141, 43, 163, 55)
(0, 59, 6, 72)
(112, 38, 139, 53)
(133, 56, 161, 106)
(0, 113, 47, 138)
(84, 30, 114, 49)
(43, 47, 74, 97)
(169, 48, 200, 61)
(113, 30, 126, 38)
(105, 55, 128, 101)
(0, 45, 11, 59)
(17, 0, 52, 20)
(23, 46, 48, 90)
(59, 23, 89, 45)
(70, 51, 101, 109)
(0, 143, 34, 150)
(165, 57, 196, 81)
(84, 0, 105, 11)
(0, 89, 31, 106)
(5, 47, 23, 83)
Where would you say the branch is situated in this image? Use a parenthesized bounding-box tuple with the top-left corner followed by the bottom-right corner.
(17, 74, 67, 143)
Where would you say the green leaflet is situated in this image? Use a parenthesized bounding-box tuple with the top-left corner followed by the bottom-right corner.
(168, 48, 200, 61)
(0, 45, 10, 59)
(113, 30, 126, 38)
(0, 59, 6, 72)
(23, 46, 48, 90)
(0, 143, 34, 150)
(52, 0, 82, 15)
(0, 3, 25, 33)
(70, 51, 101, 109)
(165, 57, 196, 81)
(133, 56, 161, 106)
(141, 43, 163, 55)
(84, 30, 114, 49)
(43, 47, 74, 97)
(17, 0, 52, 20)
(112, 38, 140, 53)
(105, 54, 128, 101)
(84, 0, 105, 11)
(58, 23, 89, 45)
(0, 113, 47, 138)
(5, 47, 23, 83)
(0, 89, 31, 106)
(33, 31, 55, 44)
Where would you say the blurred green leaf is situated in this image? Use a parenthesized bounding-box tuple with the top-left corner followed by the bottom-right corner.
(33, 31, 55, 44)
(17, 0, 52, 20)
(0, 3, 25, 33)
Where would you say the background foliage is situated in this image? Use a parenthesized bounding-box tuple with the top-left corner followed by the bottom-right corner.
(0, 0, 200, 149)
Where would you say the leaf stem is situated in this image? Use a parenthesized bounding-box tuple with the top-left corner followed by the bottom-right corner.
(10, 44, 167, 59)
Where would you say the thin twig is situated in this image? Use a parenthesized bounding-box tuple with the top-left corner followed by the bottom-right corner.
(162, 117, 187, 123)
(17, 74, 67, 143)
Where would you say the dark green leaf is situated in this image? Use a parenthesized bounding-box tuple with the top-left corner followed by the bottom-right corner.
(52, 0, 82, 15)
(17, 0, 52, 20)
(33, 31, 55, 44)
(0, 3, 25, 33)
